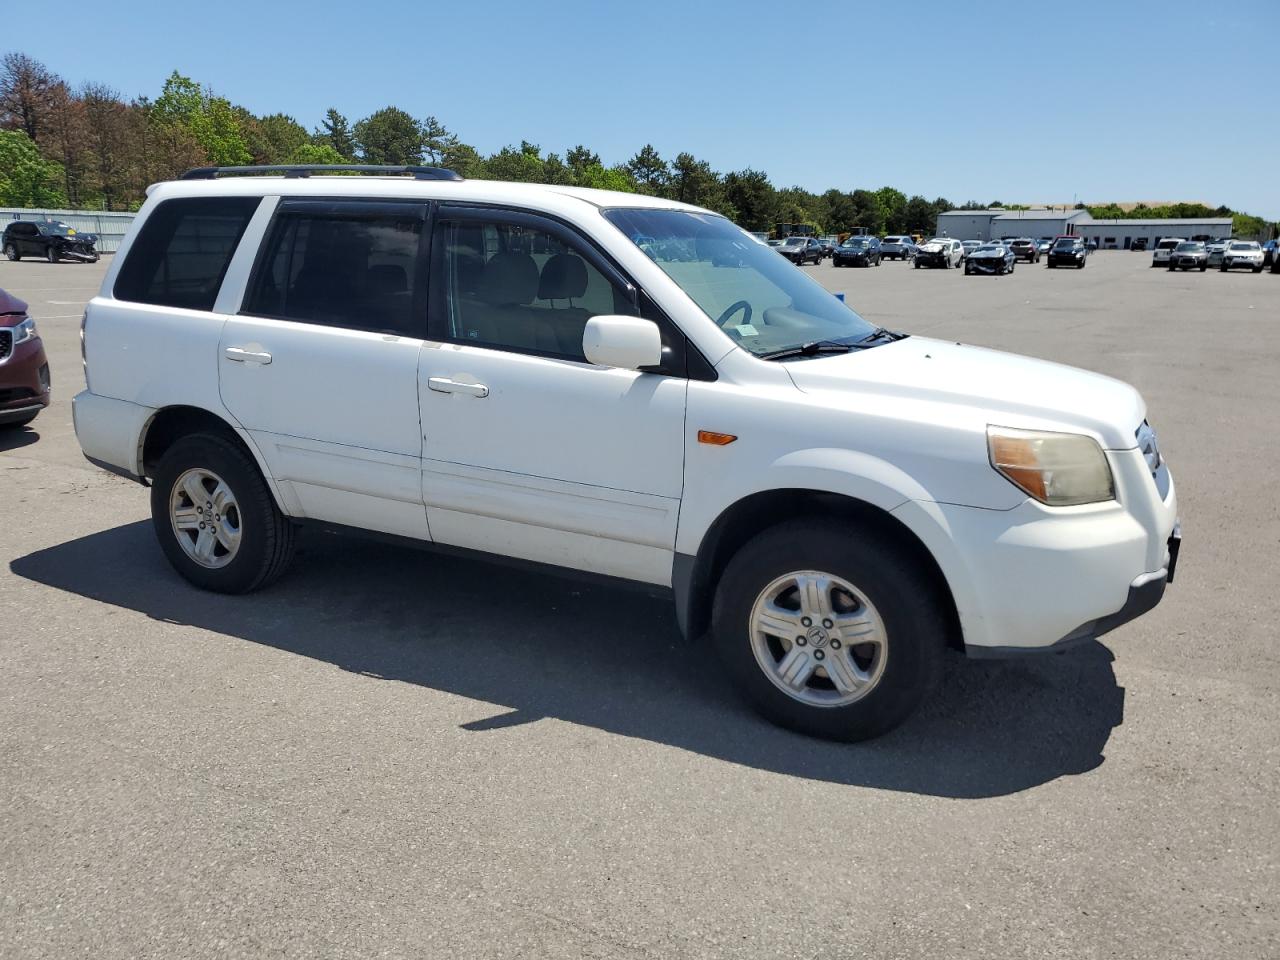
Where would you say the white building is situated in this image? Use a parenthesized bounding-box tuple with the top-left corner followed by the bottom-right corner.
(935, 208, 1235, 248)
(1074, 218, 1232, 249)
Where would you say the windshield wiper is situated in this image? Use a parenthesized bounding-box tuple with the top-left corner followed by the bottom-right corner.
(858, 326, 908, 345)
(759, 340, 855, 361)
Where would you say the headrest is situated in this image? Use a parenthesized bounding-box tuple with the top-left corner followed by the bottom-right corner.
(538, 253, 588, 300)
(480, 252, 539, 306)
(367, 264, 407, 295)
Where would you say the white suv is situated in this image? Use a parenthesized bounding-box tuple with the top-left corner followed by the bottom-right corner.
(73, 165, 1181, 741)
(1151, 237, 1185, 267)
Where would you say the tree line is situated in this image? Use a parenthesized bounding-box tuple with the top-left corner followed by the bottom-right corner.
(1, 51, 1272, 239)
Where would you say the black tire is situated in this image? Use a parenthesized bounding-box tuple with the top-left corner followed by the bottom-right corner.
(3, 243, 18, 262)
(45, 247, 58, 263)
(0, 413, 38, 429)
(964, 264, 972, 275)
(1220, 264, 1228, 272)
(1254, 266, 1263, 274)
(1048, 261, 1055, 268)
(1199, 265, 1206, 272)
(711, 519, 947, 741)
(150, 432, 296, 594)
(914, 259, 920, 268)
(1077, 260, 1084, 269)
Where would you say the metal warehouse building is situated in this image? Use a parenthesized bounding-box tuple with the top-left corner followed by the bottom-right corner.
(934, 208, 1234, 248)
(1074, 218, 1232, 249)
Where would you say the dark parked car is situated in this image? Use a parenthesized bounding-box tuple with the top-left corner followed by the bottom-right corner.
(1168, 241, 1208, 272)
(1131, 237, 1148, 251)
(1006, 238, 1040, 263)
(964, 243, 1016, 275)
(775, 236, 823, 265)
(3, 220, 100, 263)
(832, 236, 882, 267)
(1047, 236, 1088, 269)
(0, 288, 52, 429)
(1262, 239, 1277, 268)
(879, 235, 917, 260)
(817, 239, 837, 260)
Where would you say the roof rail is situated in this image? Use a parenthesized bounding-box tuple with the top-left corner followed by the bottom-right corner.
(179, 164, 464, 182)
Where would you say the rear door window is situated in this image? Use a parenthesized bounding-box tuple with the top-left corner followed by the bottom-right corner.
(114, 197, 260, 311)
(243, 200, 427, 336)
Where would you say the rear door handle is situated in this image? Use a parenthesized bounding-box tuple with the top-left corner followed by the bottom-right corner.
(428, 377, 488, 398)
(224, 346, 272, 365)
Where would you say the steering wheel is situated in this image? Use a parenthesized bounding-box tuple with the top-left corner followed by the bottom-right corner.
(716, 300, 752, 329)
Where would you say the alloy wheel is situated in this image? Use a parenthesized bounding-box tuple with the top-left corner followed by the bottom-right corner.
(169, 468, 243, 569)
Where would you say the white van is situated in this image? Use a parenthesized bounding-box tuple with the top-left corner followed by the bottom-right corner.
(73, 165, 1180, 740)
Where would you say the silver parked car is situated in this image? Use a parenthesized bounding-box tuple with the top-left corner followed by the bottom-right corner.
(1221, 241, 1265, 273)
(879, 235, 917, 260)
(1167, 241, 1208, 272)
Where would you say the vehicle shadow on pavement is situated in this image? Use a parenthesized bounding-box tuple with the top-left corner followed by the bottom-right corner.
(0, 427, 40, 452)
(12, 521, 1125, 799)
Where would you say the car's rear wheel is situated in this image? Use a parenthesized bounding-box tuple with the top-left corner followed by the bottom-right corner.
(151, 432, 296, 594)
(3, 243, 18, 262)
(712, 520, 946, 741)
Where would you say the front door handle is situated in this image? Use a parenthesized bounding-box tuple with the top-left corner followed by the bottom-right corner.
(224, 346, 272, 365)
(428, 377, 488, 398)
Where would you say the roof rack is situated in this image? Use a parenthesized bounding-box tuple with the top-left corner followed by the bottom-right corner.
(179, 164, 463, 181)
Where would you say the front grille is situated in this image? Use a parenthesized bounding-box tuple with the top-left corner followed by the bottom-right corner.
(0, 329, 11, 361)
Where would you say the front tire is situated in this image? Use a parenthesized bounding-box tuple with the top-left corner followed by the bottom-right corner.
(151, 432, 296, 594)
(45, 247, 58, 263)
(711, 520, 946, 741)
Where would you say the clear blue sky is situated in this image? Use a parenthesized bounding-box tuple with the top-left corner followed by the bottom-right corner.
(7, 0, 1277, 218)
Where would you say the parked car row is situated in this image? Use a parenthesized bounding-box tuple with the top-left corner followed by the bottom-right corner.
(3, 220, 101, 263)
(1156, 239, 1269, 273)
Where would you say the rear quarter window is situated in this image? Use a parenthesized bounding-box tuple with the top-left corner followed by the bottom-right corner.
(114, 197, 260, 311)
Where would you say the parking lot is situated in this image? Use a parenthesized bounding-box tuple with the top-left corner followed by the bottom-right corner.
(2, 251, 1277, 958)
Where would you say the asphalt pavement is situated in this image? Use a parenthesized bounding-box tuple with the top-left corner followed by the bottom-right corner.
(1, 251, 1277, 958)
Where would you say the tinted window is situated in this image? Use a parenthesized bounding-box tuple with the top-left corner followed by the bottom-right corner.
(245, 202, 424, 335)
(435, 217, 629, 361)
(115, 198, 258, 311)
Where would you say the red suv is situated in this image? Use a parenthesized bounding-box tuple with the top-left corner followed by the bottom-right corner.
(1, 288, 52, 429)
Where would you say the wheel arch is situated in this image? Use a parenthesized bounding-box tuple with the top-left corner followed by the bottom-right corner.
(674, 488, 963, 652)
(138, 405, 285, 512)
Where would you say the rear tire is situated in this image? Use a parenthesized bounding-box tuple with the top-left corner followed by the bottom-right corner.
(150, 432, 296, 594)
(3, 243, 18, 261)
(711, 520, 947, 742)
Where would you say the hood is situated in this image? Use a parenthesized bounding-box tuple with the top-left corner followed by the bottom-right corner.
(919, 241, 946, 253)
(0, 288, 29, 316)
(969, 248, 1004, 258)
(784, 337, 1144, 449)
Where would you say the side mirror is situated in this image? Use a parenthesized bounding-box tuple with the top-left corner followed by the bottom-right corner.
(582, 315, 662, 371)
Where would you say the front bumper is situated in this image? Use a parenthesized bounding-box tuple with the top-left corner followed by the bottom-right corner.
(54, 243, 99, 262)
(897, 448, 1179, 656)
(966, 259, 1006, 273)
(915, 252, 950, 267)
(0, 335, 51, 423)
(833, 253, 872, 265)
(1223, 258, 1262, 270)
(1048, 253, 1085, 266)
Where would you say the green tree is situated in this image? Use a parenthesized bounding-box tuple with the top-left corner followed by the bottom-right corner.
(287, 142, 347, 165)
(668, 152, 719, 206)
(256, 113, 309, 163)
(314, 108, 356, 160)
(485, 141, 546, 182)
(875, 186, 908, 233)
(441, 140, 484, 178)
(849, 189, 884, 235)
(575, 163, 635, 192)
(354, 106, 422, 164)
(625, 144, 668, 194)
(903, 195, 936, 234)
(419, 115, 457, 165)
(0, 129, 66, 206)
(722, 169, 775, 231)
(566, 145, 601, 180)
(152, 72, 250, 166)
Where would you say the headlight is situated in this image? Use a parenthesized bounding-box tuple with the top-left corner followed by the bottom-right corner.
(11, 316, 37, 346)
(987, 426, 1114, 506)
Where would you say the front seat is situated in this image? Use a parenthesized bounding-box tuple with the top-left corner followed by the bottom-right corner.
(471, 252, 540, 349)
(536, 253, 590, 357)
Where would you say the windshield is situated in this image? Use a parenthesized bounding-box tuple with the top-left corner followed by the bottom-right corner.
(780, 237, 804, 246)
(40, 222, 76, 236)
(841, 238, 870, 247)
(604, 208, 878, 358)
(1053, 238, 1077, 248)
(1175, 242, 1203, 252)
(1231, 242, 1257, 250)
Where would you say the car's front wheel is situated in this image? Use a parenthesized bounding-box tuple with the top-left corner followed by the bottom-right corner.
(45, 247, 58, 263)
(151, 432, 296, 594)
(712, 520, 946, 741)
